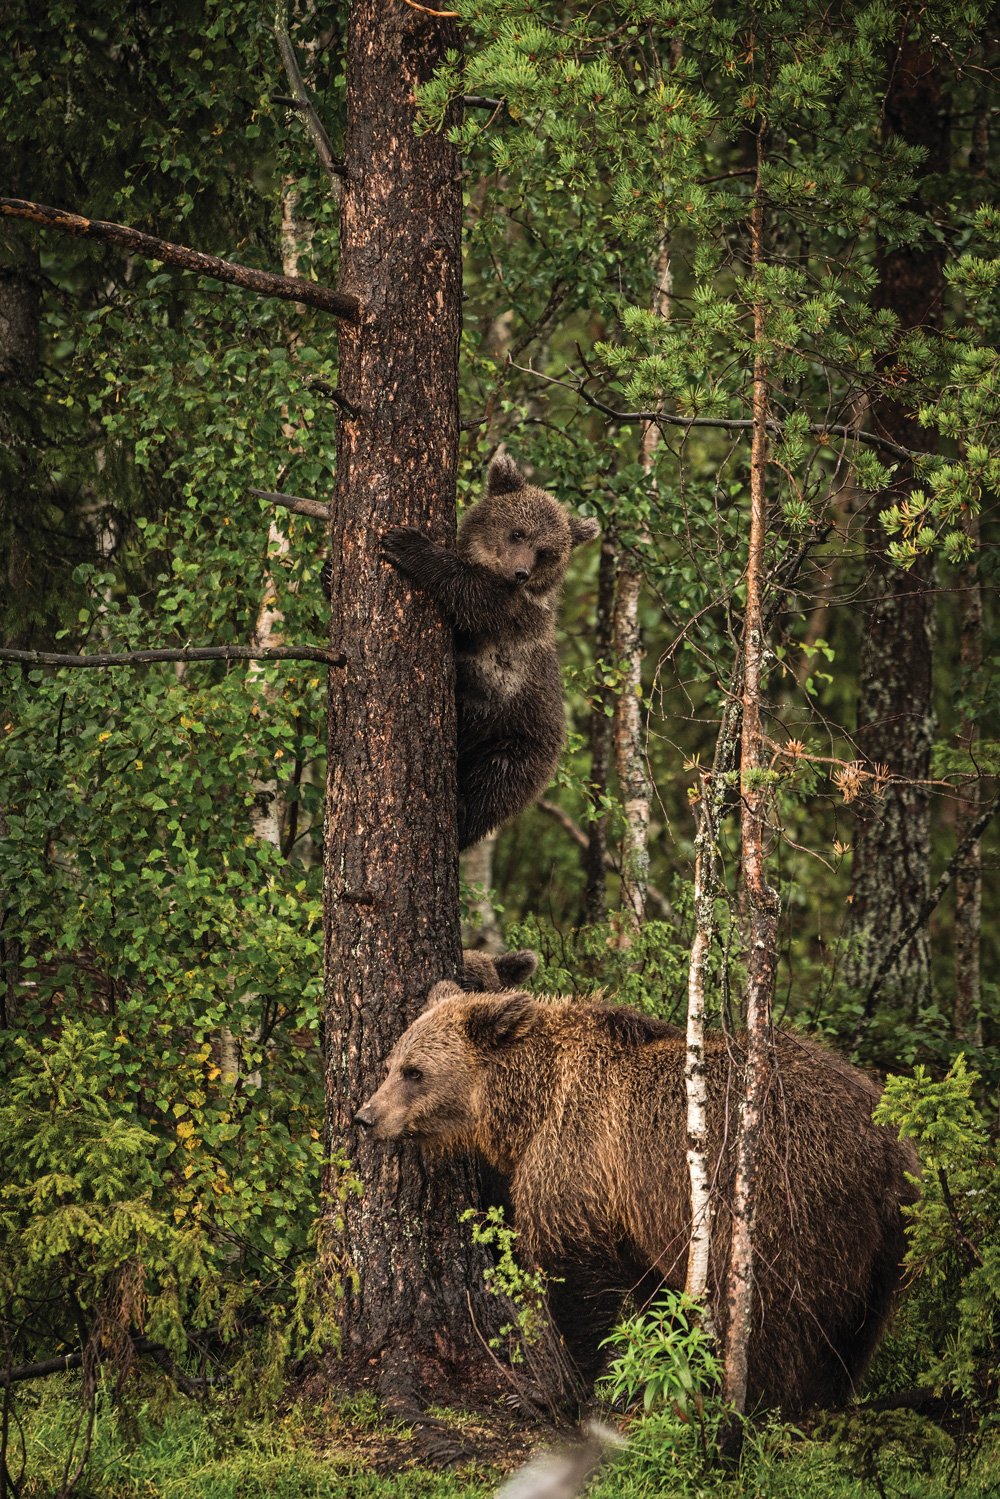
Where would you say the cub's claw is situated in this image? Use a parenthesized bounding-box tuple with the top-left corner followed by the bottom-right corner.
(380, 526, 430, 574)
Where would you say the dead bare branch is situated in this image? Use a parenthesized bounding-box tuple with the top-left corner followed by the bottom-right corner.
(0, 645, 345, 669)
(535, 797, 673, 920)
(274, 4, 346, 189)
(249, 486, 331, 520)
(0, 198, 359, 321)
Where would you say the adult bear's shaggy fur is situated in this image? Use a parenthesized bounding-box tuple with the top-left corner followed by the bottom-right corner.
(356, 985, 917, 1414)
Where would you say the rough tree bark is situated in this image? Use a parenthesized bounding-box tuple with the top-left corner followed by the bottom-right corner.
(843, 36, 948, 1017)
(953, 507, 983, 1046)
(320, 1, 500, 1409)
(720, 133, 779, 1452)
(0, 226, 39, 1029)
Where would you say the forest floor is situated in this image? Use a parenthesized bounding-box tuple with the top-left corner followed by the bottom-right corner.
(13, 1377, 1000, 1498)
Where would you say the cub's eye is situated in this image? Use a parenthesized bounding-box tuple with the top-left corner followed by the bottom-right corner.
(510, 530, 525, 543)
(402, 1066, 424, 1084)
(536, 549, 553, 564)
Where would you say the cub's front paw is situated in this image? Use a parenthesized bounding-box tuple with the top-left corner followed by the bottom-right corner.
(381, 526, 432, 576)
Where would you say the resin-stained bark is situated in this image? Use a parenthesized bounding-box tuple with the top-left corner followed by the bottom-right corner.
(321, 2, 496, 1398)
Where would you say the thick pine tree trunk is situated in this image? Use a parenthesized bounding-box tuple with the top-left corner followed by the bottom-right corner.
(321, 2, 498, 1405)
(844, 38, 947, 1018)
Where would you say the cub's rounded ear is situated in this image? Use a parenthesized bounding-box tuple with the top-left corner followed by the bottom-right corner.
(487, 454, 525, 496)
(425, 979, 466, 1010)
(460, 950, 496, 992)
(569, 515, 600, 547)
(493, 949, 539, 987)
(465, 994, 537, 1050)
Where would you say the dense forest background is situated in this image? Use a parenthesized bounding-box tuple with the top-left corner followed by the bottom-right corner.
(1, 1, 998, 1495)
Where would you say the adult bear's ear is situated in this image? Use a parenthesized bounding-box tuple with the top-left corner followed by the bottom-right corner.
(465, 994, 537, 1049)
(493, 949, 539, 987)
(425, 979, 466, 1009)
(569, 515, 600, 547)
(487, 454, 525, 495)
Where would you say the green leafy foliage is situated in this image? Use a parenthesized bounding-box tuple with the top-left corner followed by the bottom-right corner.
(600, 1290, 721, 1419)
(461, 1206, 556, 1361)
(873, 1058, 999, 1406)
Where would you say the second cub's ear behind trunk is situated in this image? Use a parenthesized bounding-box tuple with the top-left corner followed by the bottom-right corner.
(492, 949, 539, 987)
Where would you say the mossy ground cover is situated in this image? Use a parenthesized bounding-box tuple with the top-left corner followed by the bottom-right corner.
(12, 1378, 1000, 1499)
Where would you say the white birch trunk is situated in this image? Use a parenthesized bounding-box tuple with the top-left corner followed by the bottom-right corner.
(611, 244, 670, 937)
(721, 138, 780, 1436)
(461, 834, 504, 954)
(220, 182, 304, 1085)
(683, 773, 717, 1324)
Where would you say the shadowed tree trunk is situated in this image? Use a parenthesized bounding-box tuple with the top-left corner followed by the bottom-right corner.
(0, 227, 39, 1027)
(844, 37, 948, 1018)
(0, 230, 39, 651)
(320, 0, 501, 1408)
(584, 531, 617, 925)
(953, 508, 983, 1046)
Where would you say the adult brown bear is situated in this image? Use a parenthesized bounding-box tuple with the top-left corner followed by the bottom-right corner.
(356, 984, 917, 1414)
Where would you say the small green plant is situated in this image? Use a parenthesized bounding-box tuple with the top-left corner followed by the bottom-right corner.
(600, 1290, 721, 1416)
(599, 1291, 722, 1468)
(460, 1206, 555, 1361)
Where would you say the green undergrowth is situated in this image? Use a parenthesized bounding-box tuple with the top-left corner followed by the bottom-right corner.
(12, 1380, 1000, 1499)
(16, 1379, 472, 1499)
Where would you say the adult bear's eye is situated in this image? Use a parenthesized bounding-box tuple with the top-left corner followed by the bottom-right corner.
(402, 1066, 424, 1084)
(510, 530, 524, 543)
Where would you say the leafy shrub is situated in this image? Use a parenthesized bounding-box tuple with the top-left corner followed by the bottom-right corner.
(599, 1290, 722, 1468)
(872, 1056, 999, 1411)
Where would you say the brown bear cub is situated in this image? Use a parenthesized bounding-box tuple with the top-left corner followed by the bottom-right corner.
(461, 948, 538, 992)
(356, 984, 917, 1415)
(381, 456, 599, 849)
